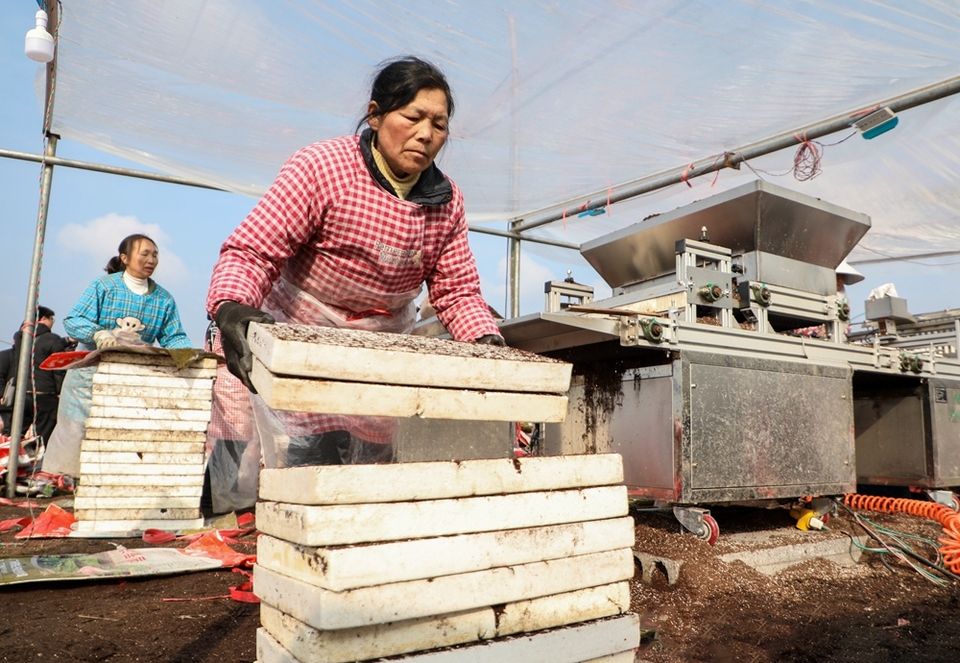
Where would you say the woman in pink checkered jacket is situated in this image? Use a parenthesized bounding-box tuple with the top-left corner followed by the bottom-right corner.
(201, 57, 505, 514)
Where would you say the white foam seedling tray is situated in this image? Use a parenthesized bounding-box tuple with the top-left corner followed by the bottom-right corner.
(248, 322, 572, 393)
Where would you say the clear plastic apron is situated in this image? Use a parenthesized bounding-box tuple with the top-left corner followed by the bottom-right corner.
(206, 273, 421, 513)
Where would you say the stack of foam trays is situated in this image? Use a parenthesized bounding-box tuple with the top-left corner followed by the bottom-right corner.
(254, 454, 639, 663)
(246, 323, 638, 661)
(72, 352, 217, 534)
(245, 322, 572, 423)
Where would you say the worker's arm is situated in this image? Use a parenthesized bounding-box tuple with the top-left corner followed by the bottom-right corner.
(63, 279, 111, 347)
(425, 201, 503, 343)
(153, 293, 194, 350)
(206, 146, 326, 316)
(205, 147, 329, 391)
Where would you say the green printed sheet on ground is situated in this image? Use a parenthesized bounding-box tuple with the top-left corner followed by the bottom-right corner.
(0, 547, 223, 585)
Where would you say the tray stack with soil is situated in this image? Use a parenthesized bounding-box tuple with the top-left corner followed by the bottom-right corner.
(246, 323, 637, 660)
(72, 351, 217, 534)
(246, 322, 572, 422)
(254, 454, 639, 662)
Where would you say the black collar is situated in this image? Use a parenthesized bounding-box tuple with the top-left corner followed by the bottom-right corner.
(358, 128, 453, 206)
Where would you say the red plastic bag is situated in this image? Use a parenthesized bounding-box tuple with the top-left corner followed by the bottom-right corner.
(182, 529, 256, 568)
(15, 503, 77, 538)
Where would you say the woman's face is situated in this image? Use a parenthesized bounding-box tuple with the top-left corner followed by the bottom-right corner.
(368, 87, 449, 178)
(121, 239, 159, 279)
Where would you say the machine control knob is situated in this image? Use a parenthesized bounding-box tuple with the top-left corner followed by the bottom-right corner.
(750, 283, 772, 307)
(640, 318, 664, 343)
(698, 283, 724, 303)
(837, 300, 851, 322)
(899, 353, 924, 373)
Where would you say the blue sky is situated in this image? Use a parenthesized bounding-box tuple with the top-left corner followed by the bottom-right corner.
(2, 1, 958, 352)
(2, 3, 255, 347)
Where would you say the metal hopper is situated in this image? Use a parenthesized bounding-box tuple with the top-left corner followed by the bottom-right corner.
(580, 180, 871, 295)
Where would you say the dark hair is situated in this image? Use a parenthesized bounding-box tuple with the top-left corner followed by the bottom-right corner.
(19, 306, 55, 330)
(355, 56, 454, 133)
(105, 234, 156, 274)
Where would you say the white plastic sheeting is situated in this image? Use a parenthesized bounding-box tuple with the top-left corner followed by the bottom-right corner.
(48, 0, 960, 264)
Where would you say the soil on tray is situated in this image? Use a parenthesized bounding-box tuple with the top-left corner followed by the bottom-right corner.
(259, 322, 564, 363)
(0, 497, 958, 662)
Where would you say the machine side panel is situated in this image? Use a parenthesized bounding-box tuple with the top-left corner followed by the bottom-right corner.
(543, 377, 607, 458)
(544, 366, 676, 500)
(740, 252, 836, 295)
(686, 355, 855, 500)
(396, 420, 514, 461)
(928, 380, 960, 486)
(608, 373, 675, 494)
(854, 388, 928, 484)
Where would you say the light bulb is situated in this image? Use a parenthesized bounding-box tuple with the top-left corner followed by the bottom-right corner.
(25, 10, 55, 63)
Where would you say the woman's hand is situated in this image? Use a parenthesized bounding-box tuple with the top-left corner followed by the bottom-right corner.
(215, 301, 276, 393)
(474, 334, 506, 347)
(93, 331, 118, 349)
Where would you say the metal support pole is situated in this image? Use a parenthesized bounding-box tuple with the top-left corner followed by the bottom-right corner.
(7, 2, 59, 498)
(0, 147, 229, 191)
(511, 73, 960, 234)
(507, 222, 522, 319)
(467, 224, 579, 250)
(506, 13, 522, 320)
(0, 147, 585, 251)
(6, 134, 58, 498)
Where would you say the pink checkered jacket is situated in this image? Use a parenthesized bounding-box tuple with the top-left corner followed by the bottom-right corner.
(206, 130, 499, 342)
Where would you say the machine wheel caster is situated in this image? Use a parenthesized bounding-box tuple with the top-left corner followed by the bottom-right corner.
(672, 506, 719, 545)
(698, 514, 720, 545)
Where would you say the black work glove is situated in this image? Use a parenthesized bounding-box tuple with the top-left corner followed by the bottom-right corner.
(215, 301, 275, 393)
(475, 334, 506, 347)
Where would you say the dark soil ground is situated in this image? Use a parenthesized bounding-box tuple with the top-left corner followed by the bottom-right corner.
(0, 496, 957, 662)
(0, 498, 260, 662)
(630, 503, 960, 663)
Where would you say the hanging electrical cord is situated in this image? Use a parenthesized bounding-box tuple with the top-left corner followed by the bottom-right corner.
(739, 130, 858, 183)
(840, 494, 960, 581)
(791, 133, 822, 181)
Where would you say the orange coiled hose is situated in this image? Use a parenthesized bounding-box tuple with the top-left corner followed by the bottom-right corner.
(843, 493, 960, 575)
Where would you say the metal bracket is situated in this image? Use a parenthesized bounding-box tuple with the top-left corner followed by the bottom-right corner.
(544, 278, 595, 313)
(673, 505, 709, 537)
(675, 238, 735, 327)
(619, 315, 671, 346)
(925, 490, 960, 511)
